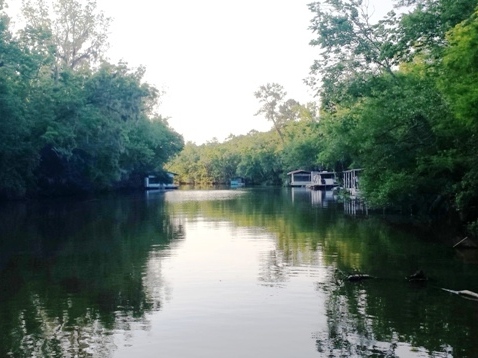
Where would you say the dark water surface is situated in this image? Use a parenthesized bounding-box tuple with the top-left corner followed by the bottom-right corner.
(1, 188, 478, 357)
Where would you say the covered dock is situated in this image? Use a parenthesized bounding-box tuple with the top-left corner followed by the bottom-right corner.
(287, 170, 313, 187)
(144, 172, 179, 190)
(306, 171, 338, 190)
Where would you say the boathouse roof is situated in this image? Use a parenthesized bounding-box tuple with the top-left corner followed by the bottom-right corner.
(287, 170, 311, 175)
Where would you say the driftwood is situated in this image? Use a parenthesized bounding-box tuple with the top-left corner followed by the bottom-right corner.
(346, 273, 374, 282)
(453, 237, 477, 249)
(441, 288, 478, 301)
(336, 267, 477, 302)
(336, 269, 375, 282)
(338, 269, 428, 282)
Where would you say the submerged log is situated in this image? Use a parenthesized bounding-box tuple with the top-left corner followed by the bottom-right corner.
(346, 273, 374, 282)
(336, 269, 375, 282)
(407, 270, 427, 282)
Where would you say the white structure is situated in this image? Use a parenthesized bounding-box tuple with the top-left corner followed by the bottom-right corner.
(307, 171, 338, 190)
(287, 170, 312, 187)
(343, 169, 361, 197)
(144, 173, 178, 190)
(287, 170, 338, 189)
(230, 177, 245, 187)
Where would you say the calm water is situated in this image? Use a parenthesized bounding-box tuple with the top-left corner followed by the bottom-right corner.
(1, 187, 478, 357)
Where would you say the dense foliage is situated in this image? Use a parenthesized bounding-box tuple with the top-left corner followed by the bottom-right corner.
(0, 0, 183, 198)
(308, 0, 478, 234)
(167, 99, 323, 186)
(168, 0, 478, 236)
(3, 0, 478, 234)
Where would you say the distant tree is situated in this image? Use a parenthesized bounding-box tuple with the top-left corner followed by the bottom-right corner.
(236, 135, 282, 185)
(254, 83, 287, 143)
(167, 129, 285, 186)
(281, 122, 323, 172)
(394, 0, 477, 62)
(20, 0, 111, 73)
(307, 0, 400, 107)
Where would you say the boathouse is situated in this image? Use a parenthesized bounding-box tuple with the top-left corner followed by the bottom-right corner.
(306, 171, 338, 190)
(144, 172, 179, 190)
(230, 177, 245, 187)
(287, 170, 312, 187)
(287, 170, 338, 189)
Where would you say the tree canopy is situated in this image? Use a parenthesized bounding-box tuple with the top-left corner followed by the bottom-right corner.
(0, 0, 183, 198)
(307, 0, 478, 232)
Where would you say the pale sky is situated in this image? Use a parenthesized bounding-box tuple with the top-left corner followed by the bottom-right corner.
(7, 0, 394, 144)
(100, 0, 319, 144)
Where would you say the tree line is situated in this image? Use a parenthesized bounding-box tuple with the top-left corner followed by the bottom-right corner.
(0, 0, 183, 199)
(168, 0, 478, 236)
(166, 98, 322, 186)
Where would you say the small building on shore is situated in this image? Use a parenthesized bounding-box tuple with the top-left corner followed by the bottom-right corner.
(144, 172, 179, 190)
(306, 171, 338, 190)
(287, 170, 338, 189)
(287, 170, 312, 187)
(230, 177, 245, 187)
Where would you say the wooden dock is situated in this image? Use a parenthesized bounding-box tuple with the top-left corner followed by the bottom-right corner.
(343, 169, 362, 197)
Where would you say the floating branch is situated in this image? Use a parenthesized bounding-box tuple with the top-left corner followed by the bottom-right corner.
(453, 237, 477, 249)
(441, 288, 478, 301)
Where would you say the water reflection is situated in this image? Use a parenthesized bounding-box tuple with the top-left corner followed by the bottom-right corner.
(290, 187, 336, 208)
(173, 188, 478, 357)
(344, 198, 368, 217)
(1, 189, 478, 357)
(315, 275, 459, 357)
(258, 250, 289, 287)
(0, 194, 182, 357)
(311, 227, 478, 357)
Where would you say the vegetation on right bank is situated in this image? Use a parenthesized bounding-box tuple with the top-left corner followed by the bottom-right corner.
(168, 0, 478, 237)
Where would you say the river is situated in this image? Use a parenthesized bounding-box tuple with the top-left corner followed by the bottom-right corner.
(1, 187, 477, 357)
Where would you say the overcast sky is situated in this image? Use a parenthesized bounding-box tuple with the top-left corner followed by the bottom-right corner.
(100, 0, 320, 144)
(7, 0, 394, 144)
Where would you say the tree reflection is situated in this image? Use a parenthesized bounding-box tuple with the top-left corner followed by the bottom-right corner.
(214, 188, 478, 357)
(315, 270, 402, 357)
(0, 193, 183, 357)
(258, 250, 289, 287)
(3, 188, 478, 357)
(313, 265, 478, 357)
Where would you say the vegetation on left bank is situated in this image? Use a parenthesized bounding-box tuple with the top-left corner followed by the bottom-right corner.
(0, 0, 184, 199)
